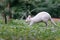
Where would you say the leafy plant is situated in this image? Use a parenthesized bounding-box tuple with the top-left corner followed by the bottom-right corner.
(0, 19, 60, 40)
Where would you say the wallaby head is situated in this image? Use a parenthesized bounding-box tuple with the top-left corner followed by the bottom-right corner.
(25, 15, 31, 23)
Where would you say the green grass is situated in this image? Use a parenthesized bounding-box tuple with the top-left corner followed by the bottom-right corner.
(0, 19, 60, 40)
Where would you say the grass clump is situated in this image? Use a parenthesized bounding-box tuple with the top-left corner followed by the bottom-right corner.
(0, 19, 60, 40)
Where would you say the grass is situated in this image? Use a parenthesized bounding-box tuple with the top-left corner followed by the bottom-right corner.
(0, 19, 60, 40)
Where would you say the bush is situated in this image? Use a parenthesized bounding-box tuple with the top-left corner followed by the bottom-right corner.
(0, 19, 60, 40)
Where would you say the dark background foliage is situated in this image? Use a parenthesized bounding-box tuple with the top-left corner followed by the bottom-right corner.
(0, 0, 60, 19)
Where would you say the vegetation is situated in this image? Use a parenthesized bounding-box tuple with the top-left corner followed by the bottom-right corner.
(0, 0, 60, 24)
(0, 0, 60, 19)
(0, 19, 60, 40)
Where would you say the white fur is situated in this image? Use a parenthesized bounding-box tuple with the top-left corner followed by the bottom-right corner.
(26, 11, 57, 26)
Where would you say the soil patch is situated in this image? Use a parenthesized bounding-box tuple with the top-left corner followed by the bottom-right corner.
(52, 18, 60, 22)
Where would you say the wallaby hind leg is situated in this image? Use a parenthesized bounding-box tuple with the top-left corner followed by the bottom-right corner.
(44, 21, 49, 27)
(45, 22, 48, 27)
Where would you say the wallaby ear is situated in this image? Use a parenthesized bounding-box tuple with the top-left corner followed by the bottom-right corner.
(28, 15, 31, 19)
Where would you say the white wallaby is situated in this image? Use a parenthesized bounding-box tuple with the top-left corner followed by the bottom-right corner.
(26, 11, 57, 27)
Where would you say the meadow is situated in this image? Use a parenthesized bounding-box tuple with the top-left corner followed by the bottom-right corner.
(0, 19, 60, 40)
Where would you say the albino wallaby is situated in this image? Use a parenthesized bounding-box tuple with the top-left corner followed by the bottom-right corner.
(26, 11, 57, 27)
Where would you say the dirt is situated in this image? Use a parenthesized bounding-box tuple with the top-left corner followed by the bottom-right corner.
(52, 18, 60, 22)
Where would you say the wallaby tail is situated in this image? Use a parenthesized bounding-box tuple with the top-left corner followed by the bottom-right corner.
(50, 18, 57, 27)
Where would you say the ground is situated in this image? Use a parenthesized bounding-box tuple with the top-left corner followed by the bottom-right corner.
(52, 18, 60, 22)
